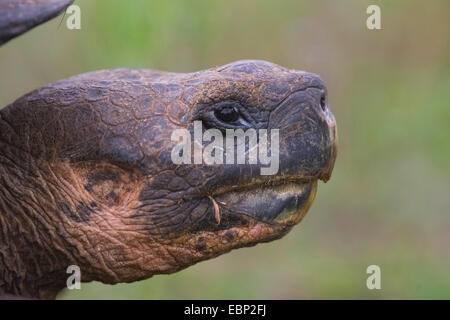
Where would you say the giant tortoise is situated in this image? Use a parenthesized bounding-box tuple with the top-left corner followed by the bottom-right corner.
(0, 0, 337, 299)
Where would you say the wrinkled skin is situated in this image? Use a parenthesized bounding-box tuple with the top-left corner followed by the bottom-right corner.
(0, 60, 337, 299)
(0, 1, 337, 300)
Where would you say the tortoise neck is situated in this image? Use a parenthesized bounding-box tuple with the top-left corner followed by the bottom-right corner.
(0, 148, 71, 299)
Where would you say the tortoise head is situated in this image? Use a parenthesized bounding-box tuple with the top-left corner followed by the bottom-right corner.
(0, 60, 337, 298)
(0, 0, 337, 299)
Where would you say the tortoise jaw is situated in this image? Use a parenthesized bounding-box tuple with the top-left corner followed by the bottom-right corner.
(214, 181, 317, 225)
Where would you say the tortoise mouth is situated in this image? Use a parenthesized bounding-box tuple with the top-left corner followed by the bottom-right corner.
(214, 180, 317, 224)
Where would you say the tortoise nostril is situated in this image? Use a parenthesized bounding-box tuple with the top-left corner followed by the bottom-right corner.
(320, 95, 327, 112)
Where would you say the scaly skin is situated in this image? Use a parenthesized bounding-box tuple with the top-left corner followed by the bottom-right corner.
(0, 1, 337, 299)
(0, 61, 337, 299)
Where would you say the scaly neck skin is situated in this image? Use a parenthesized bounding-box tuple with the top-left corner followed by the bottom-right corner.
(0, 145, 73, 299)
(0, 143, 169, 299)
(0, 147, 168, 299)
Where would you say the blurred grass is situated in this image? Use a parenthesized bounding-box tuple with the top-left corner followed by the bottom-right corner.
(0, 0, 449, 299)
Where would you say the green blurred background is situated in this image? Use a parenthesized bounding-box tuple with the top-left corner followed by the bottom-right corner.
(0, 0, 449, 299)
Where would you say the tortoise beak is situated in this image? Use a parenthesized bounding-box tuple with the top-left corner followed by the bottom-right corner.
(215, 181, 317, 224)
(319, 106, 338, 183)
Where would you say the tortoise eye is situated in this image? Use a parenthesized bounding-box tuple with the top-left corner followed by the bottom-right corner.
(320, 95, 327, 112)
(215, 106, 240, 123)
